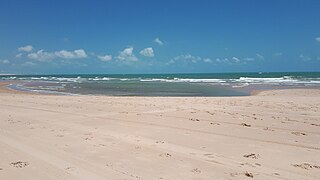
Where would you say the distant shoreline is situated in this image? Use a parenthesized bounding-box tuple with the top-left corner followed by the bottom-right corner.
(1, 81, 319, 97)
(1, 72, 319, 97)
(0, 74, 15, 76)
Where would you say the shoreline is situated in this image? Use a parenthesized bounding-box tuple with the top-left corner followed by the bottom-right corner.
(1, 81, 319, 97)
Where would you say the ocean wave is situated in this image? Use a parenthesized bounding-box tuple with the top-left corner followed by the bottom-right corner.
(140, 78, 227, 83)
(237, 77, 320, 84)
(1, 75, 320, 85)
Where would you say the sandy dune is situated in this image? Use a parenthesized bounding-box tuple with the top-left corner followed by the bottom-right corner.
(0, 83, 319, 179)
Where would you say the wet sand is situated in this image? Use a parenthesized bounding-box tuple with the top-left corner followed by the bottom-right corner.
(0, 82, 319, 179)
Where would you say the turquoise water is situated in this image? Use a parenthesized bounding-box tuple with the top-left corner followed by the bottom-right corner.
(1, 72, 320, 96)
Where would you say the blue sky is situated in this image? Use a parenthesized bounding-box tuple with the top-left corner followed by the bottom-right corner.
(1, 0, 320, 74)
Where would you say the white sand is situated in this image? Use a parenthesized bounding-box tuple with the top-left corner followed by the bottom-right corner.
(0, 83, 319, 179)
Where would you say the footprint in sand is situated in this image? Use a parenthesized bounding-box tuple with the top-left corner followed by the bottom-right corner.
(98, 143, 106, 147)
(159, 153, 172, 158)
(189, 118, 200, 122)
(255, 163, 261, 166)
(292, 163, 320, 170)
(240, 163, 256, 168)
(83, 137, 93, 140)
(241, 123, 251, 127)
(206, 111, 215, 115)
(65, 166, 75, 171)
(155, 140, 165, 144)
(243, 153, 260, 159)
(191, 168, 201, 174)
(244, 172, 254, 178)
(10, 161, 29, 168)
(231, 171, 254, 178)
(291, 132, 307, 136)
(263, 127, 274, 131)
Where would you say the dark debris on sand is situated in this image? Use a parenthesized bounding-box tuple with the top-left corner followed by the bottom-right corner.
(241, 123, 251, 127)
(243, 153, 260, 159)
(10, 161, 29, 168)
(244, 171, 254, 178)
(293, 163, 320, 170)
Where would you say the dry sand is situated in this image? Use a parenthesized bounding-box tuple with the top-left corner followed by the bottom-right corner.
(0, 82, 319, 179)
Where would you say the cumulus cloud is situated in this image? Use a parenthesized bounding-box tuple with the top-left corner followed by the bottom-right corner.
(232, 57, 240, 62)
(28, 50, 55, 61)
(98, 54, 112, 62)
(117, 47, 138, 61)
(166, 59, 175, 65)
(256, 53, 265, 60)
(0, 59, 10, 64)
(172, 54, 201, 64)
(315, 37, 320, 42)
(215, 58, 230, 63)
(154, 38, 164, 45)
(203, 58, 213, 63)
(27, 49, 88, 61)
(215, 56, 261, 64)
(169, 55, 213, 64)
(22, 61, 36, 66)
(243, 57, 255, 61)
(15, 53, 22, 58)
(299, 54, 311, 61)
(18, 45, 33, 52)
(55, 49, 87, 59)
(139, 47, 154, 57)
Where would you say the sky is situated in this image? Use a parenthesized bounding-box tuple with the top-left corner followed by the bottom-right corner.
(0, 0, 320, 74)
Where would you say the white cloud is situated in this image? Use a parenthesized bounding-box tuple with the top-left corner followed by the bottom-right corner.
(27, 49, 88, 61)
(28, 50, 55, 61)
(203, 58, 213, 63)
(55, 49, 87, 59)
(98, 54, 112, 62)
(139, 47, 154, 57)
(215, 56, 257, 64)
(22, 61, 36, 66)
(273, 52, 283, 56)
(0, 59, 10, 64)
(256, 53, 265, 60)
(299, 54, 311, 61)
(215, 58, 222, 63)
(170, 54, 220, 65)
(55, 50, 73, 59)
(18, 45, 33, 52)
(117, 47, 138, 61)
(154, 38, 164, 45)
(15, 53, 22, 58)
(166, 59, 175, 65)
(172, 54, 201, 64)
(232, 57, 240, 62)
(315, 37, 320, 42)
(215, 58, 230, 63)
(243, 57, 255, 61)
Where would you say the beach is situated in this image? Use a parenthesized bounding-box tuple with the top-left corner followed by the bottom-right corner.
(0, 82, 319, 179)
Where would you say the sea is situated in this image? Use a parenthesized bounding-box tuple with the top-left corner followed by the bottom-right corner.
(1, 72, 320, 96)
